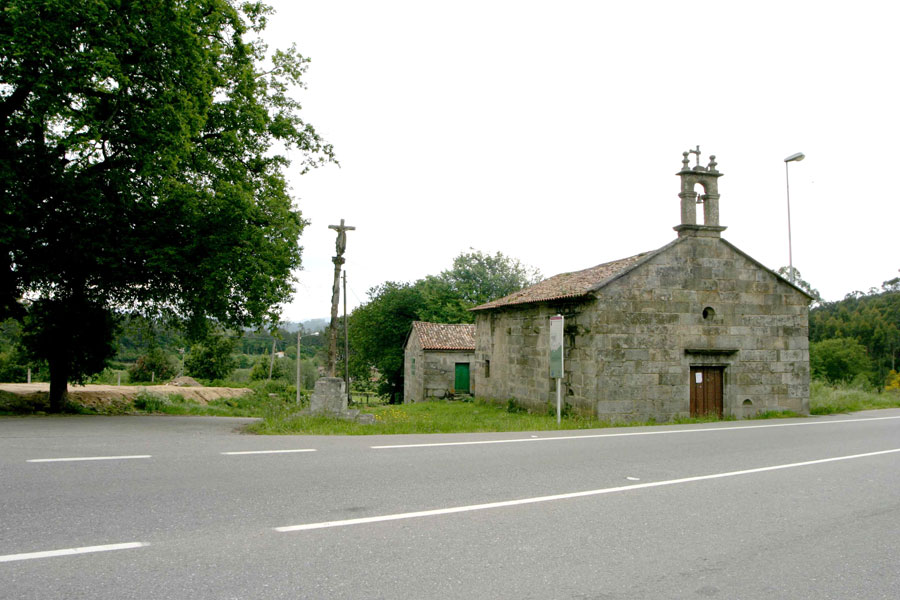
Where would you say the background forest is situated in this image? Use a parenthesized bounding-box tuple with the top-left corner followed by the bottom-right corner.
(809, 275, 900, 390)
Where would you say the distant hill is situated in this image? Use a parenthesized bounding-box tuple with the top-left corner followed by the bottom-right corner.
(280, 318, 328, 333)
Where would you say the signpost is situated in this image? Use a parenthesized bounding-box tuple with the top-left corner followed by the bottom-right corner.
(549, 315, 564, 424)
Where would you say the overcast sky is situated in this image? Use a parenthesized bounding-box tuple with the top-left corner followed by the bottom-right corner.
(262, 0, 900, 322)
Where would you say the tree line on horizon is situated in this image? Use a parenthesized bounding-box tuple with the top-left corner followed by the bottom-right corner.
(0, 314, 327, 387)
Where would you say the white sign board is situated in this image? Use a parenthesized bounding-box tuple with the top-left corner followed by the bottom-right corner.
(549, 315, 564, 379)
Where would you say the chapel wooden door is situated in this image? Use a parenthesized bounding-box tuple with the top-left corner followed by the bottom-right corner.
(690, 366, 724, 417)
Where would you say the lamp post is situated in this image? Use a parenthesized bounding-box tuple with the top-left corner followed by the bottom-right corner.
(784, 152, 805, 284)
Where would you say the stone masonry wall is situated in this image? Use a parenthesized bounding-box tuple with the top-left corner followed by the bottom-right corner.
(403, 329, 425, 403)
(472, 299, 590, 412)
(422, 351, 474, 399)
(473, 236, 810, 420)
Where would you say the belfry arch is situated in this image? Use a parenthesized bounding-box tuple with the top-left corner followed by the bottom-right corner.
(674, 146, 726, 238)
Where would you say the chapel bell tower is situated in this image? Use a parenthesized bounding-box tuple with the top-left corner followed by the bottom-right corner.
(674, 146, 726, 238)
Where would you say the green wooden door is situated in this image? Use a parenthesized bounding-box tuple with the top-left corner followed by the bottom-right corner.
(454, 363, 470, 394)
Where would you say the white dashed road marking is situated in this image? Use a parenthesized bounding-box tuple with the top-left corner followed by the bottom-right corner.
(221, 449, 317, 455)
(276, 447, 900, 532)
(0, 542, 147, 563)
(370, 415, 900, 449)
(27, 455, 152, 463)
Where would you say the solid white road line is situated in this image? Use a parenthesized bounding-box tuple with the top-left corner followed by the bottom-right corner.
(221, 449, 317, 455)
(275, 447, 900, 532)
(0, 542, 147, 563)
(371, 415, 900, 449)
(26, 455, 152, 463)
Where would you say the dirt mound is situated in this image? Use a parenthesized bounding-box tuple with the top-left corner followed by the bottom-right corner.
(0, 383, 252, 412)
(169, 376, 203, 387)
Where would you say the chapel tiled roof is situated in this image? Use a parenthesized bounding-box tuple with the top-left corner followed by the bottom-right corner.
(471, 251, 653, 311)
(411, 321, 476, 351)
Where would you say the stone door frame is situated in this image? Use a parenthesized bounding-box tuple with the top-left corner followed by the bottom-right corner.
(683, 349, 738, 418)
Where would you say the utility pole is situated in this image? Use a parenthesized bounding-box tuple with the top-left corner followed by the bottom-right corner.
(343, 270, 350, 400)
(267, 337, 276, 381)
(296, 328, 302, 405)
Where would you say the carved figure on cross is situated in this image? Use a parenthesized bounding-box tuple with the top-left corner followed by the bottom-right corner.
(328, 219, 355, 258)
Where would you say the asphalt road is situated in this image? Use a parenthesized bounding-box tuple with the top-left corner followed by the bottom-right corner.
(2, 411, 899, 599)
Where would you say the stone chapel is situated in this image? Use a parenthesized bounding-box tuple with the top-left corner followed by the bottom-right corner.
(470, 150, 811, 421)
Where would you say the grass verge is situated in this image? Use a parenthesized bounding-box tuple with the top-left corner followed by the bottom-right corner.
(6, 379, 900, 430)
(809, 380, 900, 414)
(247, 398, 746, 435)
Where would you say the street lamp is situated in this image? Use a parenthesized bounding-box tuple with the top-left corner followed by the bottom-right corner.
(784, 152, 805, 284)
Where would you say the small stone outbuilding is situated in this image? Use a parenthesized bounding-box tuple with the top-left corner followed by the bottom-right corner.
(470, 150, 812, 421)
(403, 322, 476, 403)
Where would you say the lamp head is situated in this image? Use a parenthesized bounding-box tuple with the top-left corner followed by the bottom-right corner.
(784, 152, 805, 163)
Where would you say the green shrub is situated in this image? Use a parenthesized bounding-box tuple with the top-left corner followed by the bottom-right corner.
(0, 349, 27, 382)
(810, 337, 873, 384)
(506, 398, 526, 414)
(250, 352, 286, 381)
(88, 368, 128, 385)
(547, 400, 572, 418)
(133, 391, 169, 412)
(185, 331, 237, 380)
(129, 347, 177, 382)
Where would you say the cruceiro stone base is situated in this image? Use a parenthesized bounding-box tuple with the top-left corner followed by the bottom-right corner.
(309, 377, 347, 414)
(303, 377, 374, 424)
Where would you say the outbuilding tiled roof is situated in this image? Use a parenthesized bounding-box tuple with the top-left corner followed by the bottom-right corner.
(471, 251, 654, 311)
(411, 321, 476, 351)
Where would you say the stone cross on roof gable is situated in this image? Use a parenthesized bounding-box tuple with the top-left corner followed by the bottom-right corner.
(689, 145, 701, 167)
(681, 146, 719, 174)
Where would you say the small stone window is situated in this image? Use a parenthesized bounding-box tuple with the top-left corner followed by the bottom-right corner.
(702, 306, 716, 320)
(484, 359, 491, 378)
(411, 358, 416, 375)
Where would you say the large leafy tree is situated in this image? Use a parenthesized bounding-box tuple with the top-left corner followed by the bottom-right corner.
(417, 250, 543, 324)
(347, 282, 424, 399)
(1, 1, 333, 410)
(440, 249, 543, 310)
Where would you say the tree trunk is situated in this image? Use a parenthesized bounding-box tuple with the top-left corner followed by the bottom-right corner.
(48, 357, 70, 413)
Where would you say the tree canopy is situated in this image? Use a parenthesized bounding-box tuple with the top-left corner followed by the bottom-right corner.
(776, 266, 822, 306)
(809, 337, 873, 385)
(439, 249, 542, 309)
(1, 1, 333, 409)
